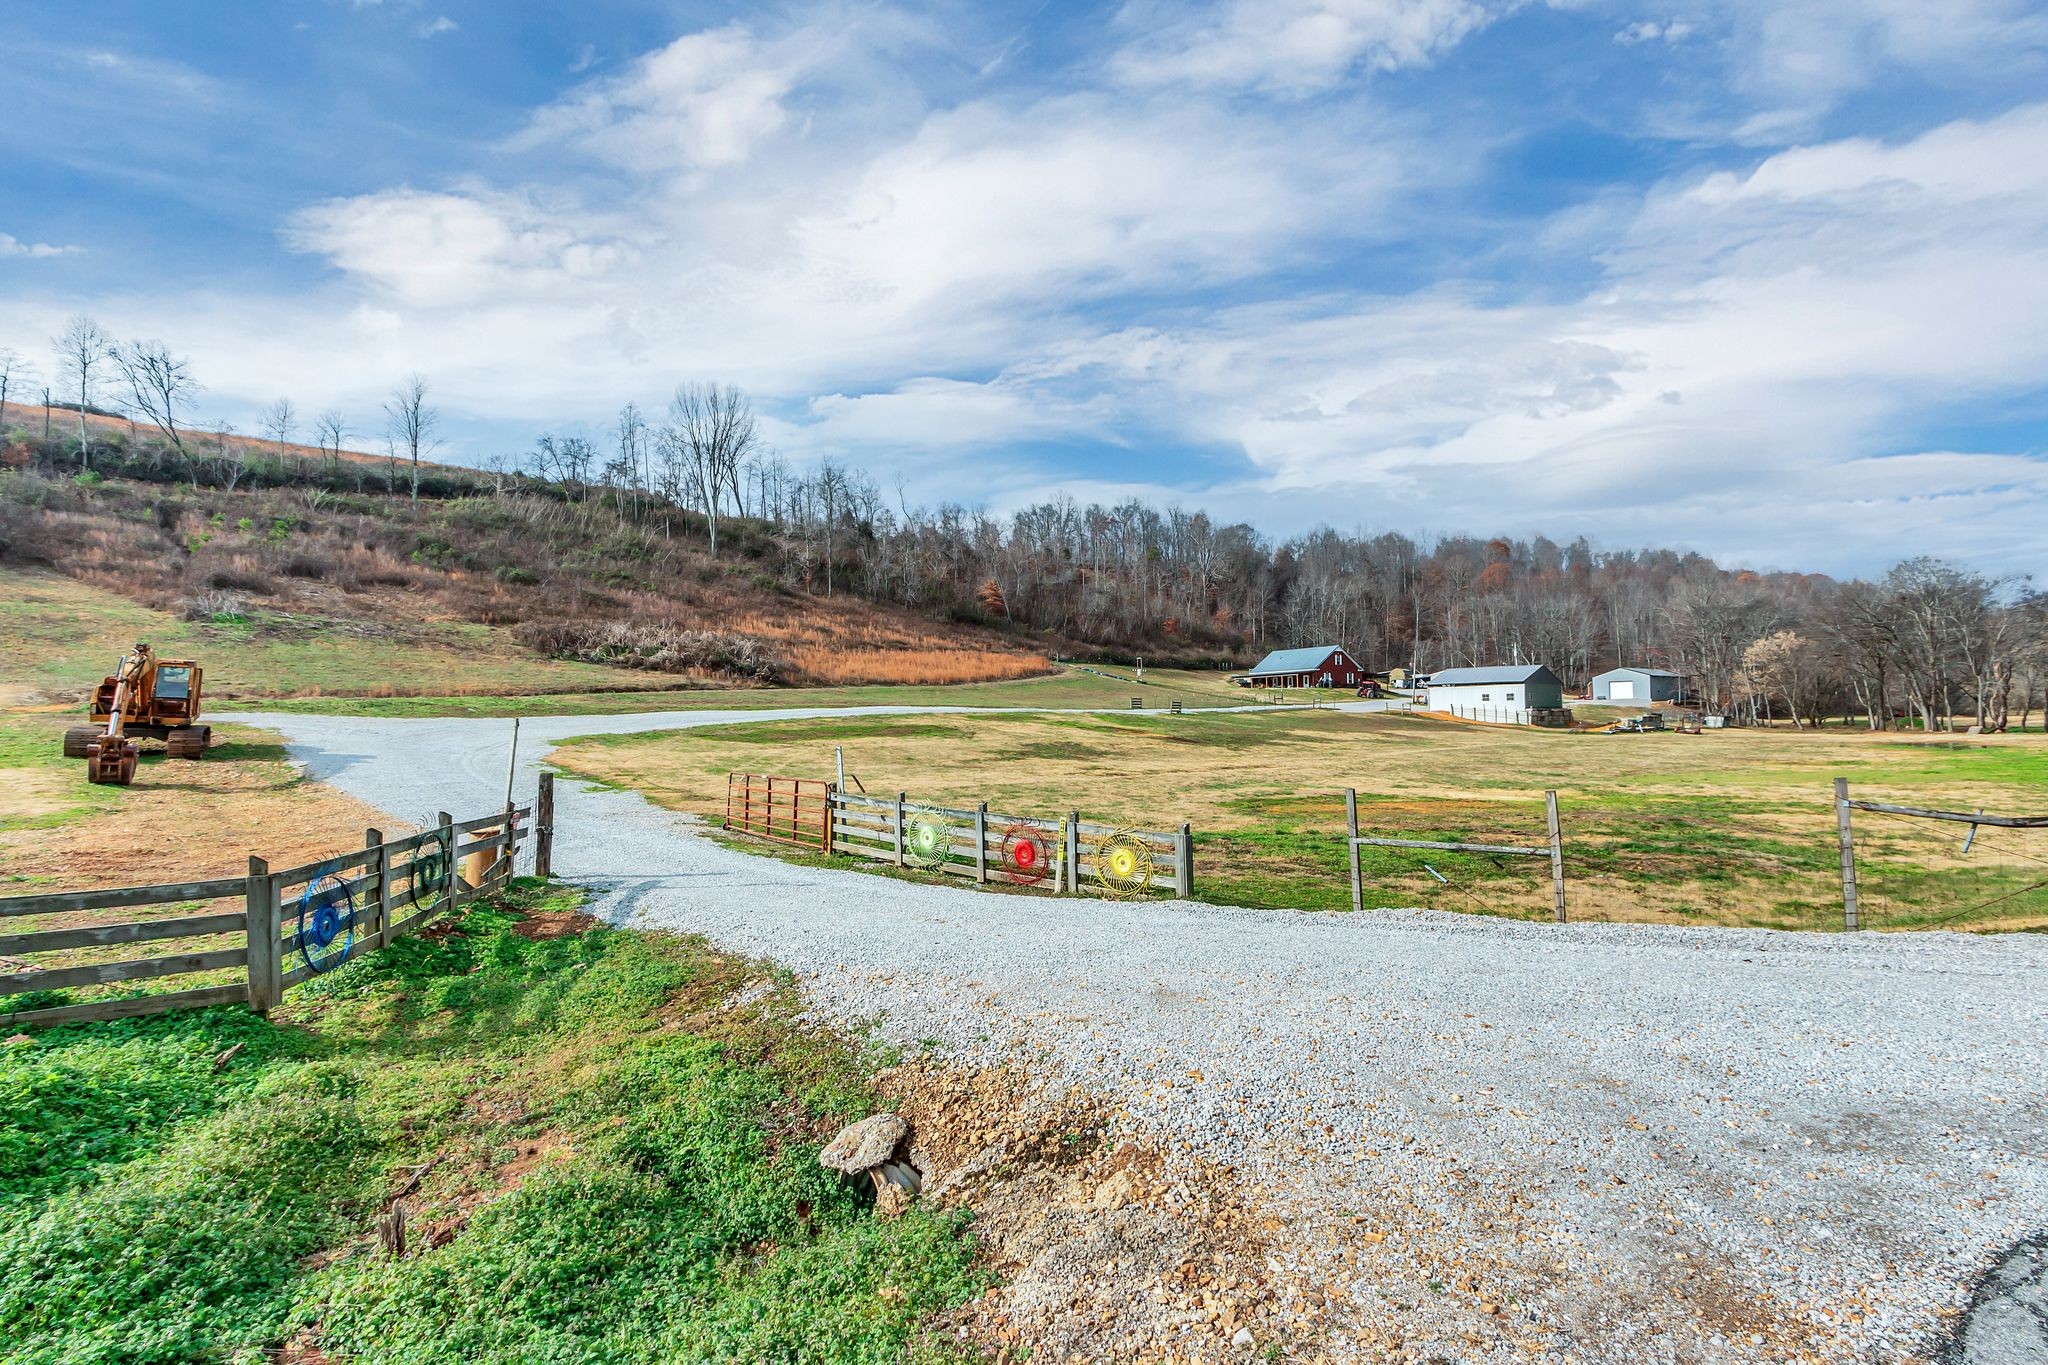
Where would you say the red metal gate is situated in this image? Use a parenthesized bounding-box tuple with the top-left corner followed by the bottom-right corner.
(724, 773, 831, 852)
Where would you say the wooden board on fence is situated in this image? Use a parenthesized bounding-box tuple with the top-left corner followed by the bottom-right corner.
(0, 983, 249, 1030)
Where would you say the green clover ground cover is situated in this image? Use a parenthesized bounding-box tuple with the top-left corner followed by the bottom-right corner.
(0, 881, 984, 1365)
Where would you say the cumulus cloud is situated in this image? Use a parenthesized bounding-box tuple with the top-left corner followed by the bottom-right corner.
(417, 16, 457, 38)
(283, 189, 633, 307)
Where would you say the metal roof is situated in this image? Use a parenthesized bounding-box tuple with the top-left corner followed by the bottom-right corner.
(1591, 666, 1684, 679)
(1246, 645, 1349, 675)
(1426, 664, 1559, 686)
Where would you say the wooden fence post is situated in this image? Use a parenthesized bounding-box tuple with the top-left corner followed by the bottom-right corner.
(1346, 788, 1363, 915)
(536, 772, 555, 878)
(365, 828, 389, 950)
(975, 803, 989, 883)
(1545, 790, 1567, 924)
(245, 855, 276, 1014)
(1066, 811, 1080, 895)
(1835, 777, 1859, 932)
(824, 785, 838, 856)
(438, 812, 456, 908)
(1176, 822, 1193, 899)
(895, 791, 907, 868)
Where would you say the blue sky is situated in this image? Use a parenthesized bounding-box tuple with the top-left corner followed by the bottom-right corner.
(4, 0, 2047, 576)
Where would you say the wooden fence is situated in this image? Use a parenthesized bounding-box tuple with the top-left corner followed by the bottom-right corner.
(720, 773, 1193, 898)
(829, 790, 1192, 897)
(0, 794, 544, 1030)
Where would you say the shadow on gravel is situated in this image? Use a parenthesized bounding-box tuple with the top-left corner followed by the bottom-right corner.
(1939, 1233, 2048, 1364)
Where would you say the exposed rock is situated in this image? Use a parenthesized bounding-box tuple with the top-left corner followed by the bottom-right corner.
(820, 1113, 908, 1175)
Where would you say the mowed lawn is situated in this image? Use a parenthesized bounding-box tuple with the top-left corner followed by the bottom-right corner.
(554, 709, 2048, 932)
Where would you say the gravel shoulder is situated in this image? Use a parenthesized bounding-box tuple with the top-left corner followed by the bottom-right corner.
(235, 704, 2048, 1364)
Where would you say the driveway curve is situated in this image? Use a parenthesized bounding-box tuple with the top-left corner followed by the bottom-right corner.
(236, 704, 2048, 1364)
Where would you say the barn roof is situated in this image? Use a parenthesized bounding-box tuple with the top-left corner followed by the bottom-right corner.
(1246, 645, 1348, 675)
(1427, 664, 1559, 686)
(1592, 666, 1685, 679)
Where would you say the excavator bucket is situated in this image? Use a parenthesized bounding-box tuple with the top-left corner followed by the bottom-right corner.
(85, 737, 139, 785)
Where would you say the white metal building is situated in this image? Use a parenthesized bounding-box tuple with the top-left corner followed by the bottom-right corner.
(1424, 665, 1566, 725)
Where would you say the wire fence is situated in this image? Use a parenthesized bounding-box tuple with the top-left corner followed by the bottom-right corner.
(1837, 784, 2048, 931)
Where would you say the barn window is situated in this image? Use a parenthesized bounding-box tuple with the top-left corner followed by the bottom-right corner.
(1481, 693, 1491, 702)
(1505, 691, 1516, 701)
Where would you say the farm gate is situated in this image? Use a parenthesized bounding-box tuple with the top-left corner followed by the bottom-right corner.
(1833, 780, 2048, 931)
(1345, 788, 1567, 921)
(0, 778, 553, 1030)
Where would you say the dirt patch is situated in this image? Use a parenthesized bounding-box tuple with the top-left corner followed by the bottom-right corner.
(879, 1062, 1325, 1363)
(508, 909, 599, 940)
(0, 722, 401, 894)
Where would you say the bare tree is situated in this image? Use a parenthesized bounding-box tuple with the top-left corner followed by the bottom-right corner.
(262, 397, 298, 450)
(114, 340, 201, 455)
(534, 433, 594, 500)
(383, 374, 439, 502)
(314, 411, 348, 466)
(53, 314, 113, 468)
(0, 347, 32, 422)
(666, 383, 758, 557)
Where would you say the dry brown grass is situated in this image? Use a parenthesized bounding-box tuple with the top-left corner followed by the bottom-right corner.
(556, 708, 2048, 931)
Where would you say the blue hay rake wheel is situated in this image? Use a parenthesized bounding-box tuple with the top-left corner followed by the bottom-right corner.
(298, 873, 357, 975)
(407, 830, 450, 911)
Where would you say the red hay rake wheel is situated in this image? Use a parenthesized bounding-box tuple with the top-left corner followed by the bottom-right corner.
(1000, 824, 1053, 886)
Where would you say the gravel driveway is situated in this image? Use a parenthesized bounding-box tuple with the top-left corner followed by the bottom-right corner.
(237, 704, 2048, 1364)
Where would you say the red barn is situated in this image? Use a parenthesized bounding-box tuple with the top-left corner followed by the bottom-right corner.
(1241, 645, 1362, 689)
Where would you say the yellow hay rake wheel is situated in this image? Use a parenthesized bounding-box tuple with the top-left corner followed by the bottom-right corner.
(1093, 830, 1154, 899)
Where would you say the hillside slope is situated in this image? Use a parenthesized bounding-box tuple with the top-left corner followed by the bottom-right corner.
(0, 458, 1051, 697)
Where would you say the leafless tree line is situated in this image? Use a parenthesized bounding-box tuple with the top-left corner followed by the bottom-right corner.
(9, 321, 2041, 728)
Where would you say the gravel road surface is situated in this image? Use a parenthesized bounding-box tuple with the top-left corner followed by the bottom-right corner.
(238, 705, 2048, 1364)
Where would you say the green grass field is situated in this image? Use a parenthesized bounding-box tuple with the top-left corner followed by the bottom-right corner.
(240, 664, 1264, 717)
(0, 882, 984, 1365)
(554, 708, 2048, 933)
(0, 569, 703, 706)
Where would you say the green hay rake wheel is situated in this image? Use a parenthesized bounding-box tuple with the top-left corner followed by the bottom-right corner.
(1094, 830, 1154, 899)
(905, 810, 952, 870)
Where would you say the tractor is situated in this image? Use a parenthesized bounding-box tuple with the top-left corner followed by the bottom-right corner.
(62, 642, 210, 784)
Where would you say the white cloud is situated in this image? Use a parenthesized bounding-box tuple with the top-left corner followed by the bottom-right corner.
(417, 16, 457, 38)
(1614, 18, 1692, 46)
(0, 233, 78, 259)
(1724, 0, 2048, 137)
(1111, 0, 1512, 93)
(519, 24, 808, 172)
(282, 189, 633, 306)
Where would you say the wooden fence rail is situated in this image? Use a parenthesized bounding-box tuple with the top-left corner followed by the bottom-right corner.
(722, 775, 1194, 899)
(0, 798, 533, 1030)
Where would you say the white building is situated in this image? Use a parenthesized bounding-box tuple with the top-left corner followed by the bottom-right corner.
(1424, 664, 1566, 725)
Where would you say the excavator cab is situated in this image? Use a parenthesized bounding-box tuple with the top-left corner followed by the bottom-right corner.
(63, 642, 211, 784)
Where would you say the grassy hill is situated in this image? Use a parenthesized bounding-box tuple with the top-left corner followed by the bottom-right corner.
(0, 453, 1051, 699)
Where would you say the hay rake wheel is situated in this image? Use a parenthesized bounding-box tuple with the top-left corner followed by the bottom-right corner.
(1093, 829, 1154, 899)
(999, 823, 1053, 886)
(406, 829, 451, 912)
(297, 872, 358, 975)
(904, 809, 952, 870)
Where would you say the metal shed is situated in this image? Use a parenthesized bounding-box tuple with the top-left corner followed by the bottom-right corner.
(1424, 665, 1566, 724)
(1590, 667, 1686, 703)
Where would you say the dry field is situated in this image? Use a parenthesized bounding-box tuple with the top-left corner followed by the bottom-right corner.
(555, 707, 2048, 932)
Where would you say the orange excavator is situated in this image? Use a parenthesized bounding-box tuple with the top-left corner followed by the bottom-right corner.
(62, 642, 210, 785)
